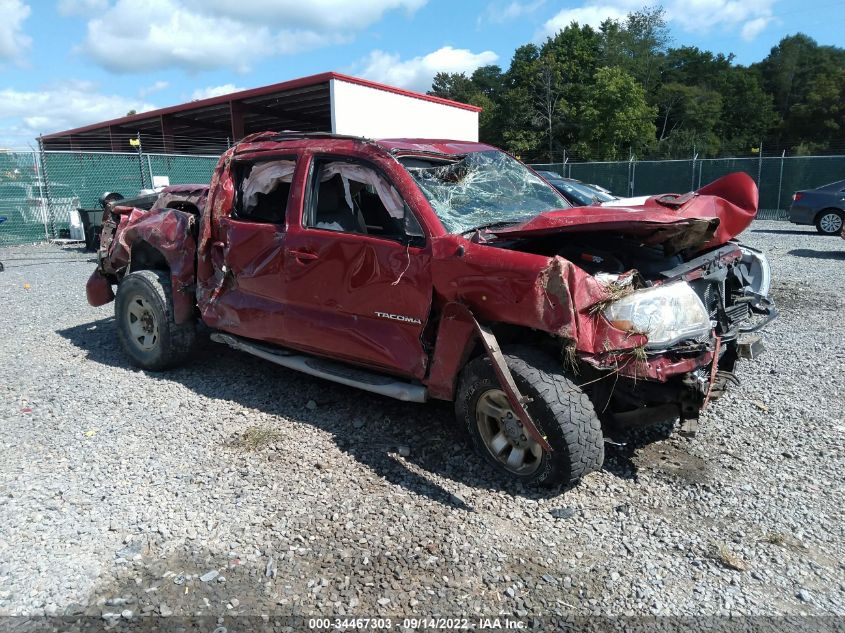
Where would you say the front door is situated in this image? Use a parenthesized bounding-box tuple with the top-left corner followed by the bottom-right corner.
(282, 156, 432, 379)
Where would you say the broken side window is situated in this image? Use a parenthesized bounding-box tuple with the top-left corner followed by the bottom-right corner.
(307, 159, 409, 239)
(399, 150, 568, 234)
(235, 159, 297, 224)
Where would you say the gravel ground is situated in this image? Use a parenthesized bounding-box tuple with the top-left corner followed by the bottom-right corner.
(0, 221, 843, 625)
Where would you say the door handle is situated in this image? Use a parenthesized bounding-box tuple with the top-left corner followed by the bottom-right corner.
(288, 249, 319, 262)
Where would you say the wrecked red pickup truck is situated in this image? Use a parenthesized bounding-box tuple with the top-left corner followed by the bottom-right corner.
(87, 131, 776, 487)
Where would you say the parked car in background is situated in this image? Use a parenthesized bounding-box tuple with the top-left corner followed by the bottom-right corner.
(788, 179, 845, 235)
(535, 171, 618, 206)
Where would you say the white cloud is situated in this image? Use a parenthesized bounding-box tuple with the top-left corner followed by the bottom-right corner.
(139, 80, 170, 97)
(79, 0, 423, 73)
(0, 0, 31, 63)
(190, 83, 246, 100)
(740, 16, 770, 40)
(664, 0, 774, 38)
(57, 0, 108, 15)
(194, 0, 427, 31)
(359, 46, 499, 92)
(0, 81, 156, 144)
(480, 0, 546, 24)
(537, 4, 626, 35)
(537, 0, 774, 41)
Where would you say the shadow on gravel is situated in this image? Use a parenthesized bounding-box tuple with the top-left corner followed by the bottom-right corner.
(750, 228, 817, 236)
(787, 248, 845, 260)
(57, 318, 571, 508)
(601, 422, 675, 483)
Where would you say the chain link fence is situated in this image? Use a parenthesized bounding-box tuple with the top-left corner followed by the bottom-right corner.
(0, 149, 219, 246)
(531, 155, 845, 220)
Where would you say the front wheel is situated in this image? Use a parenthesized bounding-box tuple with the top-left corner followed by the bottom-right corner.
(115, 270, 196, 370)
(456, 346, 604, 487)
(815, 209, 844, 235)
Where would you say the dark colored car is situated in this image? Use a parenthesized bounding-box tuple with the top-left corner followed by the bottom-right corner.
(789, 179, 845, 235)
(85, 132, 775, 488)
(536, 171, 617, 206)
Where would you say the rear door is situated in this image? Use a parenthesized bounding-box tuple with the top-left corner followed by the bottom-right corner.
(282, 155, 432, 379)
(205, 156, 298, 345)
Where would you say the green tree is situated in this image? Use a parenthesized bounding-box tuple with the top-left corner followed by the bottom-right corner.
(662, 46, 733, 89)
(429, 66, 506, 146)
(757, 34, 845, 149)
(654, 83, 722, 157)
(497, 44, 544, 157)
(428, 72, 475, 102)
(600, 7, 669, 93)
(575, 67, 657, 160)
(718, 67, 776, 154)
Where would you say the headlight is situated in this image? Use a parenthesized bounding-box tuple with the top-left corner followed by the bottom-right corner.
(603, 281, 712, 349)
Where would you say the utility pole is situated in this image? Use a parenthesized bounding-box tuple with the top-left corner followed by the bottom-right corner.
(130, 133, 147, 190)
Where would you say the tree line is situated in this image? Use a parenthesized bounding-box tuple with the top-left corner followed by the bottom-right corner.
(428, 8, 845, 162)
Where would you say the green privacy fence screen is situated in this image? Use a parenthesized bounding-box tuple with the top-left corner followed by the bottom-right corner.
(531, 155, 845, 220)
(0, 151, 50, 245)
(0, 150, 219, 246)
(3, 150, 844, 247)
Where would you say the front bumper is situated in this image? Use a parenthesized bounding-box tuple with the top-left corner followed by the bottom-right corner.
(584, 284, 778, 429)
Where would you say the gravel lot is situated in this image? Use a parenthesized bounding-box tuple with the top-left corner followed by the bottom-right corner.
(0, 220, 843, 624)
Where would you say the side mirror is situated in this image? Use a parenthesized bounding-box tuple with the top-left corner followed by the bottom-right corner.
(403, 203, 425, 245)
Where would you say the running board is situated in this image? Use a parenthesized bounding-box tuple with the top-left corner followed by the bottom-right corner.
(210, 333, 428, 403)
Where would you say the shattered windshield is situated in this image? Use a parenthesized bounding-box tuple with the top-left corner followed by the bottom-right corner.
(399, 150, 569, 234)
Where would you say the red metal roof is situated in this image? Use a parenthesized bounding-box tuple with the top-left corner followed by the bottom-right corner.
(41, 72, 482, 140)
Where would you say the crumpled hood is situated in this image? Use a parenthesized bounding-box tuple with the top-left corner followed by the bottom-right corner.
(490, 172, 758, 254)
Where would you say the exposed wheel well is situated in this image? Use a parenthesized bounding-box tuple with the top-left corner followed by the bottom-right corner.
(129, 240, 169, 275)
(463, 323, 562, 368)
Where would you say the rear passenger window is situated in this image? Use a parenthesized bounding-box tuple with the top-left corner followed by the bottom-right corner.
(234, 159, 296, 224)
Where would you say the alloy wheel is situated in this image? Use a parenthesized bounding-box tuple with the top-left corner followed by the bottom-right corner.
(475, 389, 543, 474)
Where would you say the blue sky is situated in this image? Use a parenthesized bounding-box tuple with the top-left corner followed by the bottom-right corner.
(0, 0, 842, 149)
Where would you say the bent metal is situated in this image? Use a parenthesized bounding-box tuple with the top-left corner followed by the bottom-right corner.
(85, 131, 777, 488)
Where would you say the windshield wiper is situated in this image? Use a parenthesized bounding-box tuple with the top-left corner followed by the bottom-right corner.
(461, 220, 523, 236)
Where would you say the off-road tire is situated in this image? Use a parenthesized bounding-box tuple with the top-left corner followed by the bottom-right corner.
(115, 270, 195, 370)
(456, 345, 604, 487)
(815, 209, 844, 235)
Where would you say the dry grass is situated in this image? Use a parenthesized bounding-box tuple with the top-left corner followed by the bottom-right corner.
(588, 279, 636, 316)
(561, 340, 580, 376)
(630, 344, 648, 363)
(762, 532, 787, 546)
(240, 425, 282, 451)
(760, 531, 804, 549)
(713, 543, 750, 572)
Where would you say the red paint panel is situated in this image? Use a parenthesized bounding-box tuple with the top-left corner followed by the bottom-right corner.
(581, 350, 715, 382)
(282, 230, 432, 379)
(85, 270, 114, 307)
(106, 207, 197, 323)
(201, 218, 289, 343)
(429, 236, 646, 355)
(426, 302, 479, 400)
(490, 172, 759, 252)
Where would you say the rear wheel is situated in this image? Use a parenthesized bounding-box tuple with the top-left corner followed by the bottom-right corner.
(115, 270, 195, 370)
(815, 209, 844, 235)
(456, 346, 604, 487)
